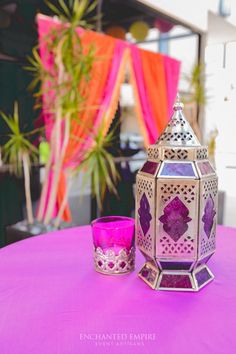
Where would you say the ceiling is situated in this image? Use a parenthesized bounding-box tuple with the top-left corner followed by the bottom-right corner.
(0, 0, 183, 60)
(100, 0, 179, 30)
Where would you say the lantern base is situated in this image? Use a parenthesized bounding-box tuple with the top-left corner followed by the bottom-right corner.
(138, 262, 214, 291)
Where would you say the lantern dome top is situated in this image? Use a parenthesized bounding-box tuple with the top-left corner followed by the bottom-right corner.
(156, 94, 201, 147)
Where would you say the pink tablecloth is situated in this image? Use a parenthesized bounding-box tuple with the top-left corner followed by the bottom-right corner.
(0, 225, 236, 354)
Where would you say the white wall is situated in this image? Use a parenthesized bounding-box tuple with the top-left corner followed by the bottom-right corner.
(207, 11, 236, 43)
(205, 12, 236, 226)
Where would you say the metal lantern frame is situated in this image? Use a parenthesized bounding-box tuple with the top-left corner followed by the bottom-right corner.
(135, 97, 218, 291)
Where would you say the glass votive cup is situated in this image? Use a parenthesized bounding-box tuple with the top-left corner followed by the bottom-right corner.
(91, 216, 135, 275)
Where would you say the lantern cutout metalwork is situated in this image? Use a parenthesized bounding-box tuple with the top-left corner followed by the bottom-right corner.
(136, 96, 218, 291)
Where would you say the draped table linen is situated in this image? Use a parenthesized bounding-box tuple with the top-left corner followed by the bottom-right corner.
(1, 225, 234, 354)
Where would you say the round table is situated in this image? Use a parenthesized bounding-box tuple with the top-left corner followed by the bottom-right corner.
(0, 225, 236, 354)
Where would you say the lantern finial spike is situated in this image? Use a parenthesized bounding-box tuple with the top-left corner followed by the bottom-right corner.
(173, 93, 184, 111)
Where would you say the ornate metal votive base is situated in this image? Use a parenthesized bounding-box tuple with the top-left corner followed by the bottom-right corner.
(94, 247, 135, 275)
(138, 262, 214, 292)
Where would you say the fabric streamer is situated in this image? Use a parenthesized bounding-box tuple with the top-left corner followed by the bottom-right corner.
(37, 15, 180, 221)
(129, 45, 158, 143)
(163, 55, 181, 118)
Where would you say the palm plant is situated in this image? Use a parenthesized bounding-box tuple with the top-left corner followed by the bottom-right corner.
(77, 122, 119, 210)
(0, 103, 38, 225)
(26, 0, 118, 226)
(45, 0, 97, 27)
(182, 63, 208, 140)
(183, 63, 207, 106)
(53, 123, 119, 228)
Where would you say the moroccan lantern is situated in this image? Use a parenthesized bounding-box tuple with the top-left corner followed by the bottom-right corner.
(136, 96, 218, 291)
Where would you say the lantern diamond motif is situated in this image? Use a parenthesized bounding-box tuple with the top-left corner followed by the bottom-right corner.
(136, 95, 218, 291)
(159, 196, 192, 242)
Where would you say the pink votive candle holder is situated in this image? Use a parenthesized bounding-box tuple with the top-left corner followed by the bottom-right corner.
(91, 216, 135, 275)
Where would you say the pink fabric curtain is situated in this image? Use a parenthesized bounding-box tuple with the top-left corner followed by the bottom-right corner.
(163, 55, 181, 118)
(38, 15, 180, 149)
(130, 45, 158, 144)
(94, 40, 127, 128)
(37, 15, 181, 221)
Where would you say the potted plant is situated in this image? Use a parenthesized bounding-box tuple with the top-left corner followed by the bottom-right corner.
(0, 103, 45, 243)
(1, 0, 118, 244)
(30, 0, 118, 226)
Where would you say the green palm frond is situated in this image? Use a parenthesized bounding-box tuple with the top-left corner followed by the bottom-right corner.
(25, 47, 48, 93)
(183, 64, 207, 106)
(45, 0, 97, 27)
(77, 122, 119, 210)
(0, 103, 39, 176)
(24, 0, 106, 224)
(27, 2, 97, 122)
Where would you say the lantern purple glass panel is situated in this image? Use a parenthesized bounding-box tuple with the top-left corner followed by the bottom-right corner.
(197, 161, 214, 175)
(202, 196, 216, 238)
(159, 196, 192, 241)
(141, 266, 157, 285)
(195, 267, 212, 287)
(91, 216, 135, 275)
(160, 162, 196, 177)
(141, 161, 159, 175)
(160, 274, 192, 289)
(138, 193, 152, 236)
(160, 261, 193, 271)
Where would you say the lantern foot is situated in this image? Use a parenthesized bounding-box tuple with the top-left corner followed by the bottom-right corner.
(138, 262, 214, 291)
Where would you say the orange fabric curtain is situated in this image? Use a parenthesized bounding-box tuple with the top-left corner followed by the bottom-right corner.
(64, 31, 116, 164)
(58, 34, 125, 220)
(37, 16, 117, 221)
(139, 49, 169, 136)
(58, 32, 116, 220)
(37, 15, 180, 222)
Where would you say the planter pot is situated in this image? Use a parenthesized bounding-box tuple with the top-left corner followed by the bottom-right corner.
(5, 220, 73, 245)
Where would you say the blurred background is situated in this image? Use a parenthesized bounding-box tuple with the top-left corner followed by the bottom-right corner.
(0, 0, 236, 246)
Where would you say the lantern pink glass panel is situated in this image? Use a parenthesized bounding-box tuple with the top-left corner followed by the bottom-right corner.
(91, 216, 135, 275)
